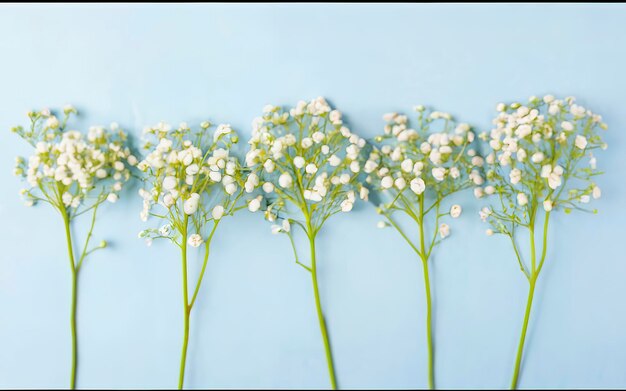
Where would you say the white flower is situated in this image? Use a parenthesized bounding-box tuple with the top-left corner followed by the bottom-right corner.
(543, 199, 553, 212)
(305, 163, 318, 174)
(159, 224, 172, 236)
(575, 135, 587, 149)
(212, 205, 225, 220)
(450, 205, 462, 218)
(410, 178, 425, 195)
(248, 197, 262, 212)
(184, 193, 200, 215)
(278, 172, 293, 188)
(517, 192, 528, 206)
(401, 159, 413, 173)
(163, 176, 177, 191)
(340, 199, 353, 212)
(188, 234, 203, 248)
(359, 187, 369, 200)
(377, 221, 387, 229)
(531, 152, 545, 163)
(432, 167, 446, 182)
(328, 155, 341, 167)
(592, 186, 601, 199)
(262, 182, 274, 193)
(381, 176, 394, 189)
(509, 168, 521, 185)
(439, 223, 450, 239)
(486, 229, 494, 236)
(293, 156, 305, 168)
(561, 121, 574, 131)
(107, 193, 119, 203)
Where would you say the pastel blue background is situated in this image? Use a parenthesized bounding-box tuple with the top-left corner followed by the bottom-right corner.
(0, 4, 624, 389)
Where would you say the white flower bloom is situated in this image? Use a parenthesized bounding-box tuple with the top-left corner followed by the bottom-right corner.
(107, 193, 118, 203)
(439, 223, 450, 239)
(531, 152, 545, 163)
(278, 172, 293, 188)
(212, 205, 225, 220)
(543, 199, 553, 212)
(486, 229, 494, 236)
(432, 167, 446, 182)
(188, 234, 203, 248)
(163, 176, 177, 191)
(340, 199, 353, 212)
(381, 176, 394, 189)
(592, 186, 601, 199)
(184, 193, 200, 215)
(517, 192, 528, 206)
(248, 196, 262, 212)
(450, 205, 462, 218)
(293, 156, 305, 168)
(575, 135, 587, 149)
(410, 177, 426, 195)
(262, 182, 275, 193)
(509, 168, 522, 185)
(305, 163, 318, 174)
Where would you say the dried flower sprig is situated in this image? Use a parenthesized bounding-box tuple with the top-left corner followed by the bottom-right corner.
(12, 106, 135, 389)
(245, 98, 369, 389)
(365, 107, 482, 389)
(480, 95, 607, 389)
(137, 120, 245, 389)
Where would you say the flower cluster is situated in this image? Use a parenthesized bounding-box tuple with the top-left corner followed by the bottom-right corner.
(137, 121, 244, 247)
(365, 106, 482, 238)
(244, 97, 369, 233)
(12, 106, 135, 212)
(480, 95, 607, 235)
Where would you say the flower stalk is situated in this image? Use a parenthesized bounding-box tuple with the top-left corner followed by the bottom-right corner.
(137, 120, 244, 388)
(13, 107, 133, 389)
(480, 95, 606, 389)
(368, 107, 480, 389)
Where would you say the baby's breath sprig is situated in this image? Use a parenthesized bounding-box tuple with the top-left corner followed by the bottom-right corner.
(480, 95, 607, 389)
(12, 106, 135, 389)
(136, 120, 246, 389)
(244, 97, 369, 390)
(365, 106, 482, 389)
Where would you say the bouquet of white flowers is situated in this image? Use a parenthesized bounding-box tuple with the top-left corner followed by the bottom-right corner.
(12, 106, 135, 389)
(480, 95, 607, 389)
(244, 98, 369, 389)
(136, 120, 246, 389)
(365, 107, 482, 389)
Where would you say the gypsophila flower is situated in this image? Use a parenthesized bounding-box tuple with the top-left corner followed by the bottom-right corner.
(11, 106, 134, 389)
(479, 95, 608, 389)
(136, 119, 247, 388)
(366, 106, 481, 389)
(244, 98, 368, 389)
(245, 97, 369, 234)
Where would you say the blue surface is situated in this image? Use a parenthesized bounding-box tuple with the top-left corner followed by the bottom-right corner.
(1, 4, 625, 389)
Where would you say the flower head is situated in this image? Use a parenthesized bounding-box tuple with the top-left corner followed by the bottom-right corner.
(245, 97, 369, 233)
(137, 120, 246, 245)
(481, 95, 607, 234)
(13, 107, 133, 213)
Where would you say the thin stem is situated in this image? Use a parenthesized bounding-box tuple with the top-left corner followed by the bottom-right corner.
(178, 215, 190, 390)
(307, 221, 337, 390)
(418, 195, 435, 390)
(62, 211, 78, 390)
(510, 278, 536, 390)
(189, 222, 219, 309)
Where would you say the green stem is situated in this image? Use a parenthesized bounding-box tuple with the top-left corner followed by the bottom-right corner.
(510, 278, 536, 390)
(307, 223, 337, 390)
(62, 211, 78, 390)
(418, 196, 434, 390)
(178, 216, 190, 390)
